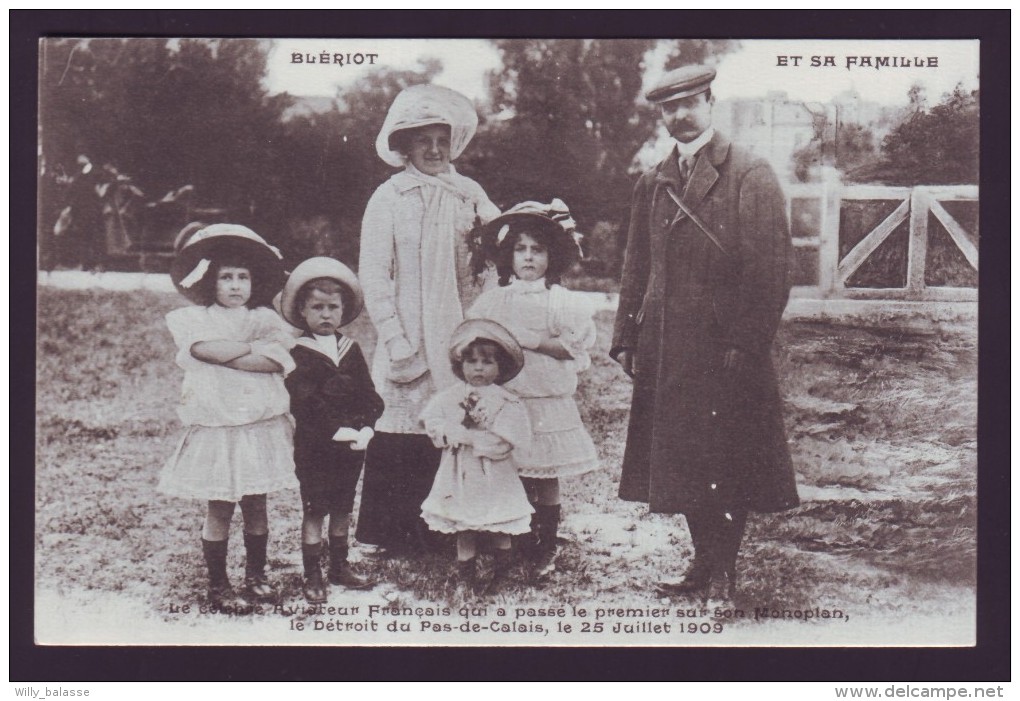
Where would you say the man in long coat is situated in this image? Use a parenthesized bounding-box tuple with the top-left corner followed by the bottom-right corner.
(611, 65, 799, 599)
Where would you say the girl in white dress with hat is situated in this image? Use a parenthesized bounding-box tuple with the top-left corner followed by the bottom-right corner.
(357, 84, 501, 555)
(419, 319, 533, 594)
(160, 223, 298, 608)
(468, 201, 600, 577)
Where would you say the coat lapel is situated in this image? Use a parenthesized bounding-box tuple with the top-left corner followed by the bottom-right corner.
(653, 147, 682, 187)
(683, 132, 729, 209)
(652, 132, 730, 222)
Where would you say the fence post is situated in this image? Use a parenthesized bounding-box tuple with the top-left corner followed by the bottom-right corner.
(817, 166, 842, 298)
(907, 187, 929, 298)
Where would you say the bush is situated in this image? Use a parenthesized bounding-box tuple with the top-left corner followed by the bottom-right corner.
(578, 220, 623, 278)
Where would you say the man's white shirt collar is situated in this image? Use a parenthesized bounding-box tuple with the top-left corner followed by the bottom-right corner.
(675, 127, 715, 161)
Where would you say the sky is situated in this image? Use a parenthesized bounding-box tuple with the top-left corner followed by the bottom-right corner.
(265, 38, 979, 108)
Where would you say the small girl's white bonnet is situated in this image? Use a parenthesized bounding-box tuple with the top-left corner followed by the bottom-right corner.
(375, 84, 479, 168)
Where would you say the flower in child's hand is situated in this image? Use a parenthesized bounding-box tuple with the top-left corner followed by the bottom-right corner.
(459, 392, 479, 429)
(459, 391, 489, 430)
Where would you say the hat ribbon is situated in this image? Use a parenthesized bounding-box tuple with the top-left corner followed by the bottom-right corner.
(502, 198, 577, 232)
(179, 258, 211, 289)
(546, 198, 584, 258)
(547, 198, 577, 233)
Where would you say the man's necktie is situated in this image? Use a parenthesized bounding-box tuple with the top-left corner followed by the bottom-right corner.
(679, 156, 692, 189)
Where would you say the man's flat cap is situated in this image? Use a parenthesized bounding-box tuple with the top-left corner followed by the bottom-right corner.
(646, 65, 716, 103)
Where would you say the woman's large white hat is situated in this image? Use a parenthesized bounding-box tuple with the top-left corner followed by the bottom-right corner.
(375, 84, 479, 168)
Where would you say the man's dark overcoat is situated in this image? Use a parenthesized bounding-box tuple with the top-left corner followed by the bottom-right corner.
(611, 132, 799, 515)
(285, 335, 385, 499)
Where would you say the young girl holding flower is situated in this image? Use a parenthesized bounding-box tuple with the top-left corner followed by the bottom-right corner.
(419, 319, 533, 594)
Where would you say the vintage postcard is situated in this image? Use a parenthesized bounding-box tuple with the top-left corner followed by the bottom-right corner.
(34, 32, 984, 648)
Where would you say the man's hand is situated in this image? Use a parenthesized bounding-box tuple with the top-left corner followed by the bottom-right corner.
(722, 348, 745, 372)
(617, 349, 637, 378)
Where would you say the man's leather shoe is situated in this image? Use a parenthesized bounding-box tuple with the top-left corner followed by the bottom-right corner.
(707, 571, 737, 605)
(654, 563, 711, 598)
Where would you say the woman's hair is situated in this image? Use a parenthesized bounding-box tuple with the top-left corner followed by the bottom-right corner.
(292, 277, 355, 330)
(494, 225, 575, 288)
(388, 123, 452, 156)
(452, 338, 514, 385)
(194, 256, 259, 308)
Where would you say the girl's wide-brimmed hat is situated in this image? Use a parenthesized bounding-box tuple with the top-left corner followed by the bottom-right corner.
(170, 223, 285, 306)
(448, 318, 525, 385)
(472, 199, 584, 265)
(279, 256, 364, 329)
(375, 84, 479, 168)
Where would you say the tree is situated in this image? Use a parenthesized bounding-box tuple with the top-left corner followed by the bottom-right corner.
(39, 38, 292, 266)
(478, 39, 739, 276)
(273, 61, 442, 265)
(872, 84, 978, 185)
(662, 39, 741, 71)
(791, 111, 878, 183)
(843, 84, 978, 186)
(478, 39, 657, 229)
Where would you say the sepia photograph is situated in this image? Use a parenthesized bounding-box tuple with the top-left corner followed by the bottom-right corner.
(30, 21, 994, 653)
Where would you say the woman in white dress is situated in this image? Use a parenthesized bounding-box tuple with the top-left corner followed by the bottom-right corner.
(356, 84, 500, 554)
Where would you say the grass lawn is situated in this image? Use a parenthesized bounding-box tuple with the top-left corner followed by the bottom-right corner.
(34, 288, 976, 645)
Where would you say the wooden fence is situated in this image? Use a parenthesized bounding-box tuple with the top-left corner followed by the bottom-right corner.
(786, 180, 978, 302)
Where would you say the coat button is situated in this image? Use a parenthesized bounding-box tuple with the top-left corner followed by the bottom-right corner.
(710, 483, 717, 490)
(711, 410, 717, 416)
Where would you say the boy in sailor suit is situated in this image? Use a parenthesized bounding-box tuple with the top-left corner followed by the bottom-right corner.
(281, 257, 385, 603)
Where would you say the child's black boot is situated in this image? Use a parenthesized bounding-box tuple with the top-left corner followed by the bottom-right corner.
(243, 532, 277, 602)
(516, 508, 539, 558)
(202, 538, 246, 610)
(302, 542, 327, 604)
(328, 539, 374, 590)
(484, 548, 513, 595)
(457, 557, 477, 591)
(532, 504, 561, 577)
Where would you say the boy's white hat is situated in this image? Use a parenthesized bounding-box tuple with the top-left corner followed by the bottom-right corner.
(279, 256, 364, 328)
